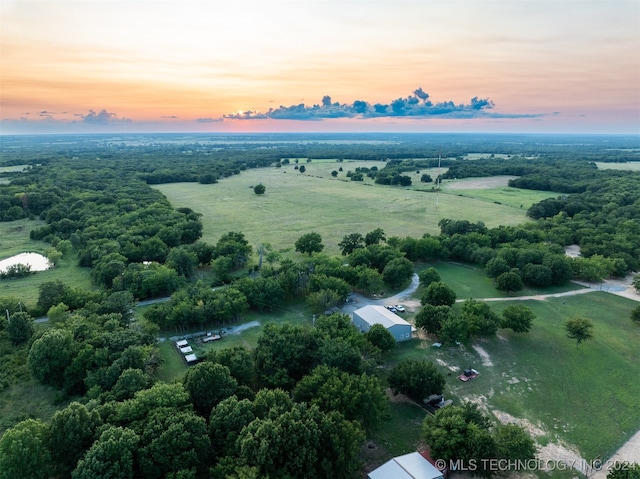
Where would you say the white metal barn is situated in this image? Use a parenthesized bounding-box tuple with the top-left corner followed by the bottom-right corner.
(352, 305, 413, 342)
(368, 452, 444, 479)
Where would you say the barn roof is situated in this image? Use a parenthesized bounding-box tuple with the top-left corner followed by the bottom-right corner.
(368, 452, 444, 479)
(354, 305, 411, 328)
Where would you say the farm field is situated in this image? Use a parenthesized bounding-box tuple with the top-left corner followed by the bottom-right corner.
(154, 161, 550, 257)
(596, 161, 640, 171)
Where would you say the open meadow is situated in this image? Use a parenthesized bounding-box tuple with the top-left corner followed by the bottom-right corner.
(0, 219, 95, 309)
(155, 160, 555, 257)
(596, 162, 640, 171)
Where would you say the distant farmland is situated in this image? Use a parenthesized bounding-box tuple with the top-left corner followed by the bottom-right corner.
(155, 160, 555, 256)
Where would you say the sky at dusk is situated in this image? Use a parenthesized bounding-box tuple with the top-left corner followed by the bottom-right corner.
(1, 0, 639, 134)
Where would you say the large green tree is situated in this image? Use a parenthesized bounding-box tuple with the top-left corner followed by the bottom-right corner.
(501, 304, 535, 333)
(237, 403, 364, 479)
(72, 426, 139, 479)
(294, 232, 324, 255)
(415, 304, 455, 334)
(28, 328, 75, 388)
(208, 346, 255, 387)
(0, 419, 53, 479)
(183, 361, 238, 417)
(293, 365, 388, 431)
(7, 311, 35, 345)
(366, 323, 396, 352)
(422, 404, 498, 478)
(338, 233, 365, 256)
(495, 271, 524, 294)
(387, 359, 445, 402)
(49, 402, 103, 476)
(460, 299, 500, 337)
(421, 281, 457, 307)
(382, 257, 414, 288)
(137, 409, 211, 479)
(418, 266, 441, 286)
(253, 323, 321, 389)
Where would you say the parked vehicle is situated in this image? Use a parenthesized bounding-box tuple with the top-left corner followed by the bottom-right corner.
(394, 304, 406, 312)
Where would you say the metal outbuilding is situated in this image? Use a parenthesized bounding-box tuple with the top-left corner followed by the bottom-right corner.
(352, 305, 414, 342)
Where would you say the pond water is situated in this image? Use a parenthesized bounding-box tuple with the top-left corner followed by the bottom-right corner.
(0, 252, 52, 274)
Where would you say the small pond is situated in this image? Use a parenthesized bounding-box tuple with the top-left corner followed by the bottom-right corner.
(0, 252, 52, 274)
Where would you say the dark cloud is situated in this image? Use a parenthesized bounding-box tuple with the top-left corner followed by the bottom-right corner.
(161, 115, 179, 119)
(82, 109, 130, 124)
(221, 88, 533, 121)
(195, 117, 223, 123)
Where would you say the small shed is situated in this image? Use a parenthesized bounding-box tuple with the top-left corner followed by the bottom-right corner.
(352, 305, 413, 342)
(176, 339, 188, 348)
(180, 346, 193, 354)
(184, 354, 198, 364)
(368, 452, 444, 479)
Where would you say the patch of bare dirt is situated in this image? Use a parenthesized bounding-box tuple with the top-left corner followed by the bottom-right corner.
(472, 344, 494, 366)
(435, 358, 459, 373)
(493, 410, 545, 438)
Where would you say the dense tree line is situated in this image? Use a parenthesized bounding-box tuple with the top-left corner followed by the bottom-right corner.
(0, 308, 401, 479)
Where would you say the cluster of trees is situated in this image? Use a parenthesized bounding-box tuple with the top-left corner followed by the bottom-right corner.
(0, 263, 32, 279)
(423, 403, 536, 478)
(415, 277, 535, 344)
(0, 310, 414, 478)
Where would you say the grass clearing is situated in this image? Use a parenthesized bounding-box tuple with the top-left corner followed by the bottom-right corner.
(0, 376, 69, 435)
(416, 261, 584, 301)
(419, 292, 640, 461)
(0, 219, 95, 309)
(363, 399, 427, 472)
(154, 162, 535, 257)
(596, 162, 640, 171)
(155, 301, 313, 382)
(443, 187, 557, 210)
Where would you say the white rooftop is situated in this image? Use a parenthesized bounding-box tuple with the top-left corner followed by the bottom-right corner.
(354, 305, 411, 329)
(368, 452, 444, 479)
(184, 354, 198, 363)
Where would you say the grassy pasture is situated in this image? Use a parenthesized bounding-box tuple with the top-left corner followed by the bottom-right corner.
(394, 292, 640, 461)
(155, 161, 538, 257)
(442, 186, 557, 209)
(596, 161, 640, 171)
(0, 218, 49, 258)
(0, 219, 94, 309)
(424, 261, 585, 300)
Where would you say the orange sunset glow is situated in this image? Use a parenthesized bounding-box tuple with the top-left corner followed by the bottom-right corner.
(1, 0, 639, 134)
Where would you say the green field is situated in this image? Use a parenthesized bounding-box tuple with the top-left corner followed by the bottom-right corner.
(0, 219, 94, 309)
(154, 161, 541, 257)
(389, 291, 640, 462)
(442, 186, 557, 209)
(426, 261, 585, 300)
(596, 161, 640, 171)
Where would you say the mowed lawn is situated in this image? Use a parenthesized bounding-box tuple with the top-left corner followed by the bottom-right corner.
(419, 292, 640, 460)
(154, 161, 536, 257)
